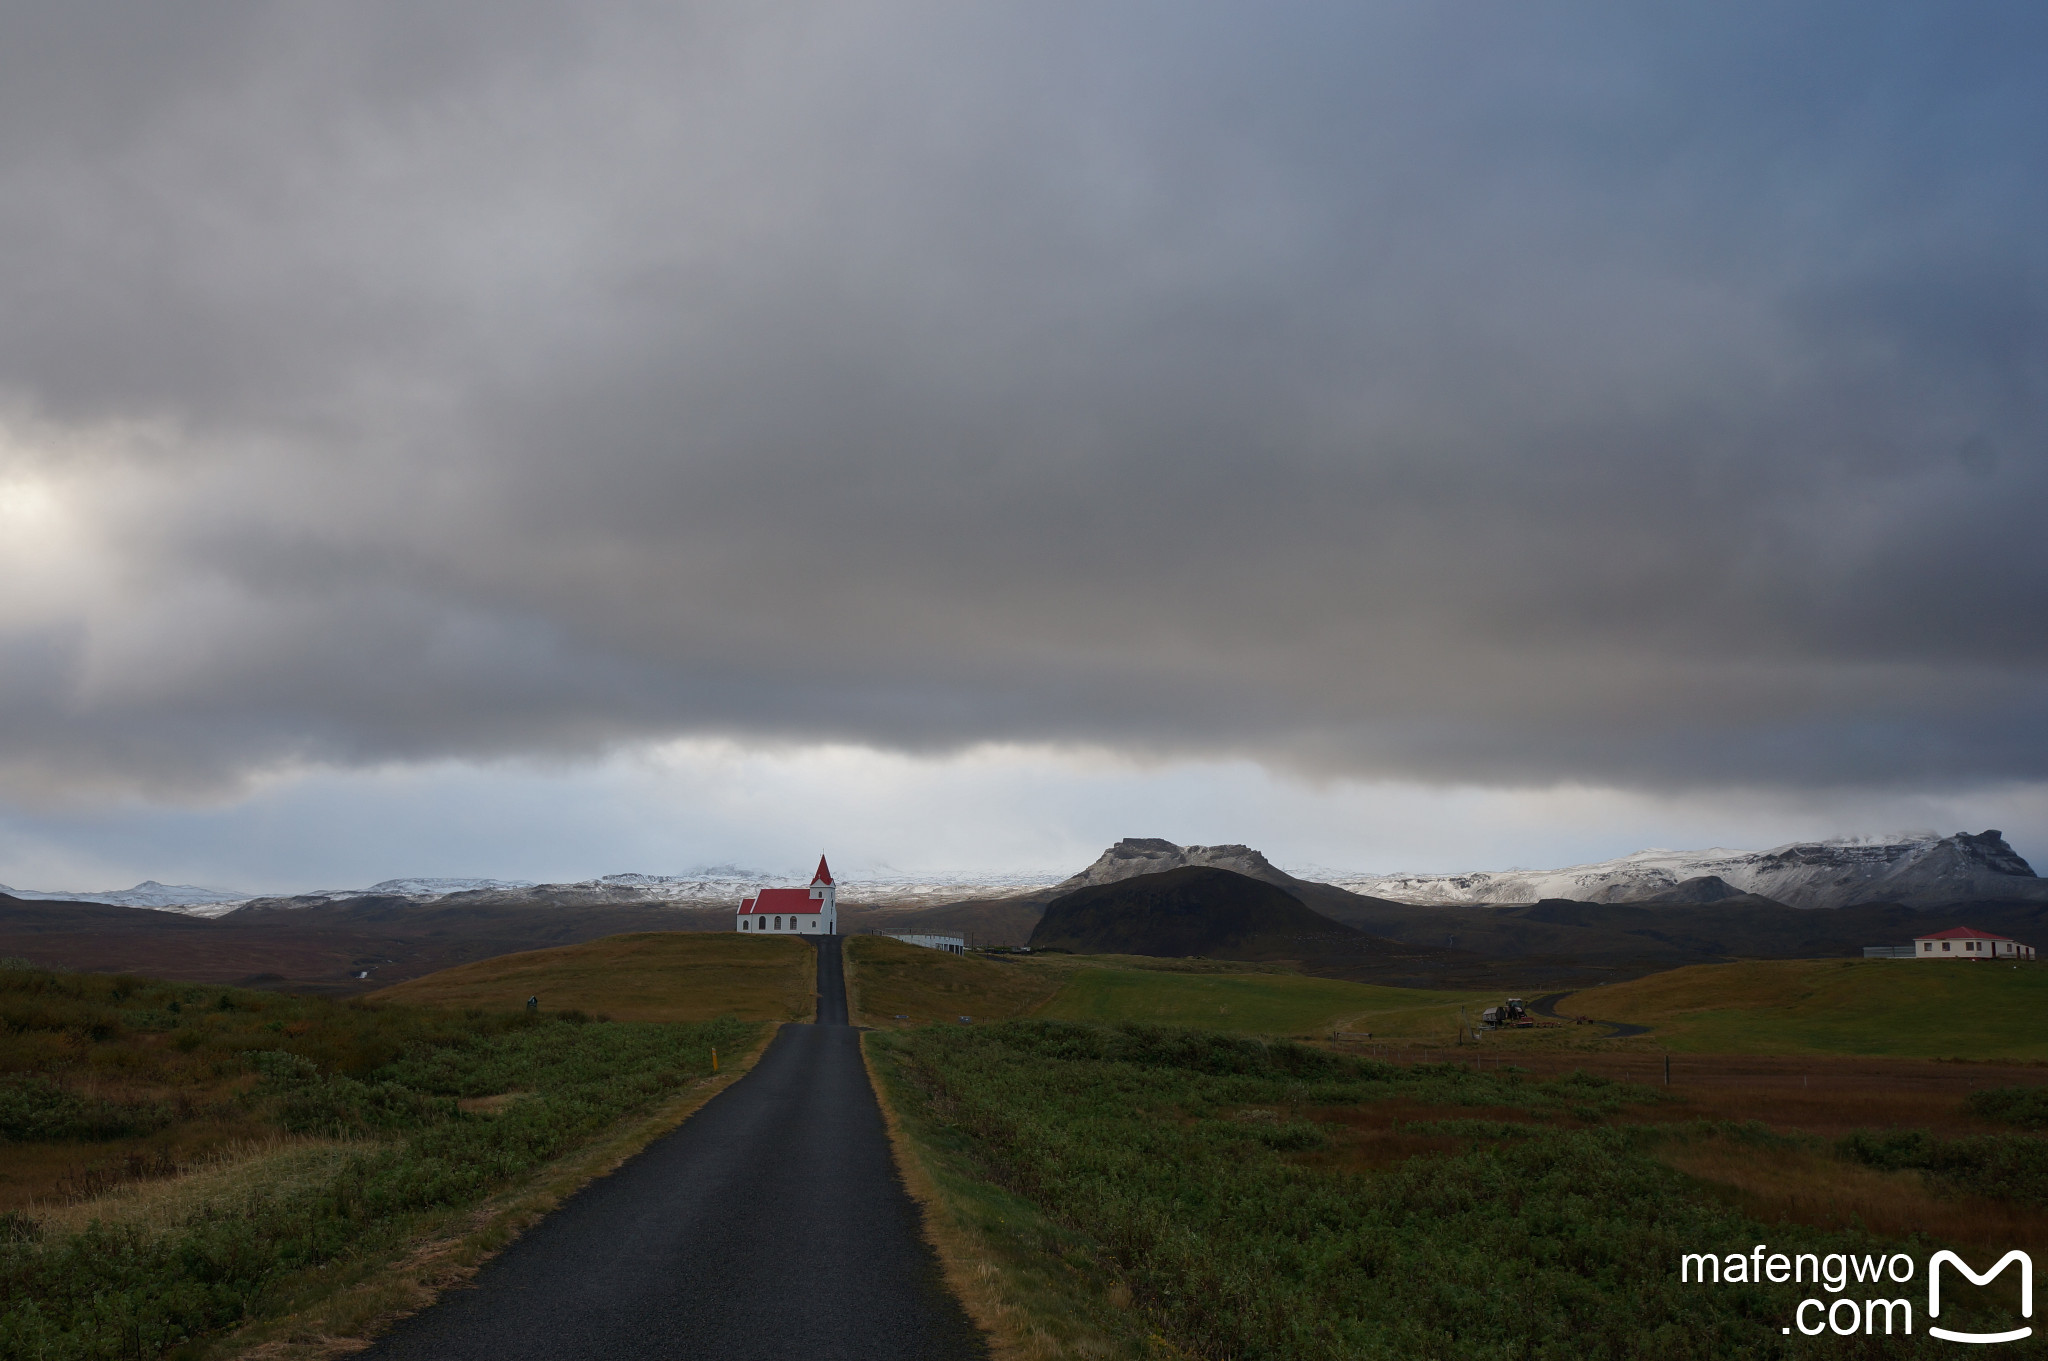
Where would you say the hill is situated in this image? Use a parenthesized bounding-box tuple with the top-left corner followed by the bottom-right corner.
(1563, 957, 2048, 1059)
(845, 933, 1493, 1039)
(368, 931, 816, 1021)
(1311, 893, 2048, 979)
(1032, 964, 1489, 1039)
(844, 934, 1062, 1026)
(837, 897, 1046, 948)
(1028, 866, 1378, 959)
(0, 891, 734, 993)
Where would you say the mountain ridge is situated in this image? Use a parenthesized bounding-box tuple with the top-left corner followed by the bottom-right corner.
(1325, 831, 2045, 910)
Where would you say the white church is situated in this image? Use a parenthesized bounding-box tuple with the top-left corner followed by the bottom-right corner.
(735, 855, 838, 935)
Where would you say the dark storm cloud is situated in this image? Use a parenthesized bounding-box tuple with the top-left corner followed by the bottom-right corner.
(0, 0, 2044, 799)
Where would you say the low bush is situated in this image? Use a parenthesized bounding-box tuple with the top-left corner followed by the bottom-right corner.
(1838, 1127, 2048, 1204)
(0, 1077, 172, 1143)
(1968, 1085, 2048, 1129)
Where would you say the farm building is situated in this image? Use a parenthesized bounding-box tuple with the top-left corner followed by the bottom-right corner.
(875, 932, 966, 954)
(735, 855, 838, 935)
(1911, 926, 2034, 960)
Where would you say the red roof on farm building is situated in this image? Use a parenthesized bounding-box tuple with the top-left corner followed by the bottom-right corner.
(738, 887, 826, 916)
(1914, 927, 2016, 942)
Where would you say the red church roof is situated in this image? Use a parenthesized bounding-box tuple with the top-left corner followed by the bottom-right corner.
(812, 855, 834, 887)
(1915, 926, 2016, 942)
(739, 887, 826, 915)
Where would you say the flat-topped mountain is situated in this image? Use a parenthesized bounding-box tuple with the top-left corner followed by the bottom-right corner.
(1054, 839, 1298, 891)
(1028, 866, 1375, 960)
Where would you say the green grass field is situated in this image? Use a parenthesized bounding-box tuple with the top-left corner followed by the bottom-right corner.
(370, 931, 815, 1023)
(1566, 957, 2048, 1058)
(1032, 963, 1491, 1039)
(869, 1020, 2043, 1359)
(845, 935, 1063, 1027)
(849, 941, 1507, 1039)
(0, 956, 756, 1359)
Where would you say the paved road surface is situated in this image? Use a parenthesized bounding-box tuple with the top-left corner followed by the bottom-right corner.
(363, 936, 986, 1361)
(1530, 989, 1651, 1038)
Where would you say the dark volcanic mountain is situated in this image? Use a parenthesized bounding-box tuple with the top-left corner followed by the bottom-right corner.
(1028, 866, 1375, 959)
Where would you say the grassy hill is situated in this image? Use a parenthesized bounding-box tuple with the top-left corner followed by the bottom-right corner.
(369, 931, 816, 1022)
(1034, 963, 1493, 1039)
(847, 933, 1495, 1039)
(1307, 893, 2048, 987)
(844, 935, 1063, 1026)
(0, 892, 737, 994)
(1564, 957, 2048, 1058)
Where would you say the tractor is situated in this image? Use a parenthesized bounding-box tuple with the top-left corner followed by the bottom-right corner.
(1479, 998, 1534, 1029)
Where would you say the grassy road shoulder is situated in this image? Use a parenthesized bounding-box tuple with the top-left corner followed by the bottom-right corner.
(861, 1029, 1168, 1360)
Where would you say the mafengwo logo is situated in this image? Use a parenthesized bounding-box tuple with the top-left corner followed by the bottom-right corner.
(1681, 1246, 2032, 1341)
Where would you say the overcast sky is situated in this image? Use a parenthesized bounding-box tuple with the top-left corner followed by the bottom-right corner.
(2, 2, 2043, 890)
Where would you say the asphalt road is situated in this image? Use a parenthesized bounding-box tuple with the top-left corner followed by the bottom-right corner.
(363, 935, 987, 1361)
(1530, 989, 1652, 1038)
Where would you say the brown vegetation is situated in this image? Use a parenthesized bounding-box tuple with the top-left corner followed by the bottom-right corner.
(368, 931, 815, 1022)
(843, 935, 1062, 1028)
(0, 894, 735, 994)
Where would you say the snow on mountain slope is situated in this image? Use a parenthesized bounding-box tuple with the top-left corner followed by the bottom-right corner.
(211, 867, 1063, 912)
(13, 831, 2035, 920)
(0, 880, 252, 916)
(363, 877, 537, 896)
(1323, 831, 2047, 909)
(1054, 838, 1300, 892)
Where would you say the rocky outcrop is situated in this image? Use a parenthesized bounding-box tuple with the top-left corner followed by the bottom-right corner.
(1053, 838, 1296, 892)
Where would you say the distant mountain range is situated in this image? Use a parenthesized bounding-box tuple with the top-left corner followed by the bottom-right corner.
(0, 880, 254, 914)
(7, 830, 2048, 993)
(4, 828, 2039, 931)
(1321, 830, 2046, 910)
(0, 868, 1065, 917)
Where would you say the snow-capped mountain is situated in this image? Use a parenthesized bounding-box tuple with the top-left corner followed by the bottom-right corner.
(1324, 831, 2048, 910)
(1054, 838, 1298, 892)
(67, 866, 1065, 915)
(362, 877, 537, 896)
(534, 868, 1060, 906)
(12, 831, 2036, 919)
(0, 880, 253, 917)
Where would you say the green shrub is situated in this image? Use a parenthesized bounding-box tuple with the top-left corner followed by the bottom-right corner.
(881, 1020, 1978, 1360)
(1838, 1128, 2048, 1203)
(1968, 1085, 2048, 1129)
(0, 1077, 170, 1143)
(0, 997, 756, 1361)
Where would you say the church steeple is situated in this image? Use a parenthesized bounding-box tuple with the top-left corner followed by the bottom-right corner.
(810, 854, 834, 887)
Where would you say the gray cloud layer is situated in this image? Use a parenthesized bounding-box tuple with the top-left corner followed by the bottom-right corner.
(1, 1, 2043, 800)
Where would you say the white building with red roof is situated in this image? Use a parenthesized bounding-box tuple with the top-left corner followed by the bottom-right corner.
(1912, 926, 2035, 960)
(736, 855, 838, 936)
